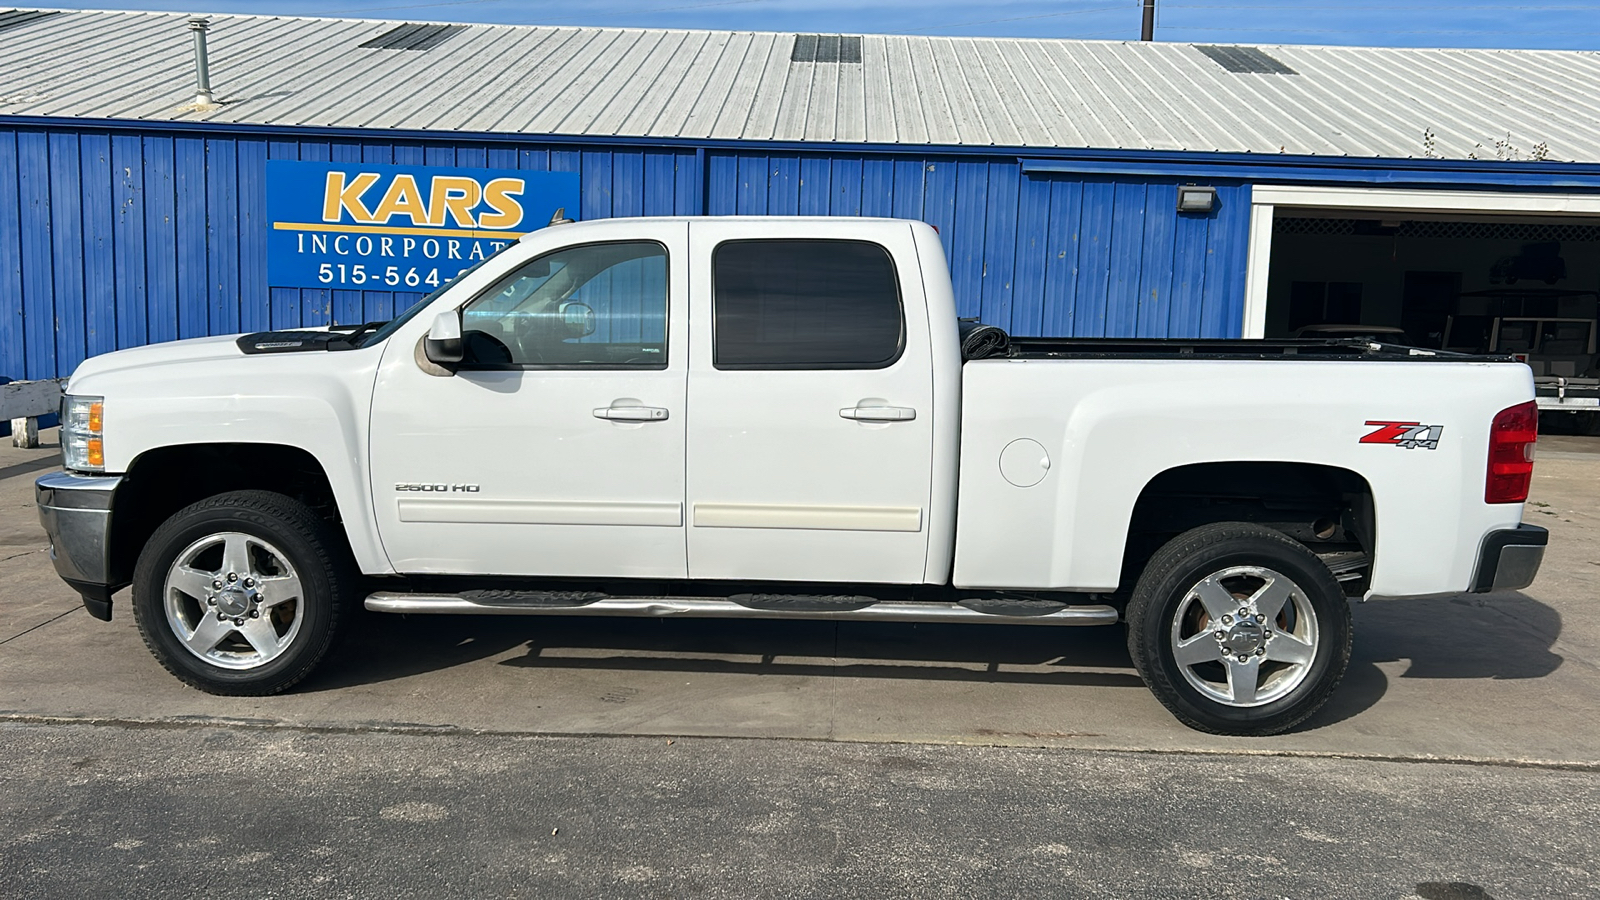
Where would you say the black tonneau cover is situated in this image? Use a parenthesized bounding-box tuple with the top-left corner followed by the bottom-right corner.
(999, 337, 1514, 363)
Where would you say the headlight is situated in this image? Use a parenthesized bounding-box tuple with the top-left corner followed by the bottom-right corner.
(61, 395, 105, 472)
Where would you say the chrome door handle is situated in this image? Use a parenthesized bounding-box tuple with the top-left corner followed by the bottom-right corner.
(593, 406, 669, 421)
(839, 406, 916, 422)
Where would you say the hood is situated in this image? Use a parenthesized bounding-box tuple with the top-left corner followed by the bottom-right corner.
(65, 325, 354, 392)
(65, 334, 249, 392)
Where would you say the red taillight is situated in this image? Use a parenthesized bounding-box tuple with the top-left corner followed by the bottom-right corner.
(1486, 401, 1538, 504)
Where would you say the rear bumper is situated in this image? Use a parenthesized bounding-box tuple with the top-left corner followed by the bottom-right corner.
(1470, 524, 1548, 593)
(35, 471, 123, 620)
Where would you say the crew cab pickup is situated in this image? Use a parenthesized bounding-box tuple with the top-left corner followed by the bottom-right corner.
(36, 216, 1547, 735)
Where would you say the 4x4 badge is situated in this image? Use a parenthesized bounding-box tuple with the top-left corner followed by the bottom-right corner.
(1361, 421, 1443, 450)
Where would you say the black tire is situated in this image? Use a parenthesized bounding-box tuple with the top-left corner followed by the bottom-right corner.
(1125, 522, 1352, 736)
(131, 490, 355, 695)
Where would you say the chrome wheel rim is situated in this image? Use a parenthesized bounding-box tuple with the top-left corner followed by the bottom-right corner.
(163, 532, 305, 670)
(1168, 565, 1319, 708)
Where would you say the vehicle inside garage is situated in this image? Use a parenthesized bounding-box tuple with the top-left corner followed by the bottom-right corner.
(1263, 212, 1600, 427)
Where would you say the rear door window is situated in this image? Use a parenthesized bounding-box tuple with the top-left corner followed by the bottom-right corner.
(711, 239, 904, 369)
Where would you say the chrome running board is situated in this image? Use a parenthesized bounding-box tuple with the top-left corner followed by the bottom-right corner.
(364, 592, 1119, 626)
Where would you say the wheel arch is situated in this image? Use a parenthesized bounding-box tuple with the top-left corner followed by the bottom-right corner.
(1121, 461, 1377, 596)
(109, 442, 357, 589)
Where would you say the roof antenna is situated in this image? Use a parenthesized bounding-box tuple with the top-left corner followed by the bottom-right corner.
(548, 207, 574, 226)
(188, 17, 217, 106)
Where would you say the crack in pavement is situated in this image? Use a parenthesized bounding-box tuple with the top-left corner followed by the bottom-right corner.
(1, 713, 1597, 772)
(0, 546, 46, 564)
(0, 606, 78, 646)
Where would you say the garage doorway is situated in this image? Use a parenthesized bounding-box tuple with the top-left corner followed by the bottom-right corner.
(1265, 214, 1600, 356)
(1243, 186, 1600, 428)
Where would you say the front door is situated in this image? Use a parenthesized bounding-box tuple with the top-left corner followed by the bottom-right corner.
(369, 222, 689, 578)
(685, 220, 935, 583)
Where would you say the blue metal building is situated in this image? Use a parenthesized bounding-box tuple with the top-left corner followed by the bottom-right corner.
(5, 9, 1600, 382)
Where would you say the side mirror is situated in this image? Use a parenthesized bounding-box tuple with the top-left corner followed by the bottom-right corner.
(424, 310, 464, 366)
(558, 300, 596, 338)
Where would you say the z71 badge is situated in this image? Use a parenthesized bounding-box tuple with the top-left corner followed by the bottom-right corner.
(1360, 421, 1443, 450)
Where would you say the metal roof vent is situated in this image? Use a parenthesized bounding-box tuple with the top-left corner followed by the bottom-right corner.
(791, 34, 862, 64)
(0, 9, 62, 33)
(1196, 45, 1297, 75)
(360, 23, 466, 51)
(188, 17, 216, 107)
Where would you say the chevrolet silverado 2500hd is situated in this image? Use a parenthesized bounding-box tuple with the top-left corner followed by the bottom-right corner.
(36, 216, 1547, 735)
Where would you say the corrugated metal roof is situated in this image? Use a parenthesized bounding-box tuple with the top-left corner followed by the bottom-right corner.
(4, 7, 1600, 162)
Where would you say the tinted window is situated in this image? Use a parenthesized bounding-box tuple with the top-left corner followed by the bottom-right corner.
(460, 241, 668, 368)
(713, 240, 904, 369)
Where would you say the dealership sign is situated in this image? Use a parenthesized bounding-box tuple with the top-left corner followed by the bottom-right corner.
(266, 161, 579, 290)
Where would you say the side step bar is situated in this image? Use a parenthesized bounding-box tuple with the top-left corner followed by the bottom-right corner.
(364, 593, 1120, 627)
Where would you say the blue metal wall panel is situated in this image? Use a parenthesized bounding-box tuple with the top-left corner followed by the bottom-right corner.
(1009, 172, 1051, 336)
(237, 139, 270, 331)
(0, 131, 22, 377)
(792, 156, 824, 216)
(0, 122, 1265, 379)
(48, 132, 86, 373)
(1074, 180, 1116, 338)
(1106, 181, 1148, 338)
(79, 133, 117, 360)
(830, 158, 862, 216)
(1040, 178, 1084, 336)
(111, 134, 148, 349)
(920, 160, 958, 267)
(735, 154, 764, 215)
(174, 136, 208, 339)
(861, 158, 894, 219)
(142, 136, 178, 346)
(1135, 184, 1178, 338)
(1202, 184, 1252, 338)
(950, 160, 988, 319)
(979, 160, 1020, 329)
(206, 137, 242, 336)
(18, 131, 54, 380)
(643, 152, 676, 217)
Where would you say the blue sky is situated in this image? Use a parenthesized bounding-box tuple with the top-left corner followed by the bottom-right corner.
(38, 1, 1600, 49)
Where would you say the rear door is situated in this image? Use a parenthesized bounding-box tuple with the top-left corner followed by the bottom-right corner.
(685, 220, 935, 583)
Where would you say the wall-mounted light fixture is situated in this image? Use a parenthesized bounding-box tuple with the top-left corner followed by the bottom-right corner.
(1176, 184, 1217, 213)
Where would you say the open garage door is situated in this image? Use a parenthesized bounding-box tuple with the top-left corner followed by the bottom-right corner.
(1245, 187, 1600, 430)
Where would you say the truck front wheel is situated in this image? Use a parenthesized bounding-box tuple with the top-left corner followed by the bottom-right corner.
(1126, 522, 1352, 736)
(131, 490, 353, 695)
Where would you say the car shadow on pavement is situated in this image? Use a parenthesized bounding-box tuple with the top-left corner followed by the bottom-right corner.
(498, 618, 1149, 688)
(1303, 591, 1563, 729)
(305, 613, 1148, 692)
(306, 591, 1563, 736)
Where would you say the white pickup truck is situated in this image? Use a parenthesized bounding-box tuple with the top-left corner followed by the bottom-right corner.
(36, 216, 1547, 735)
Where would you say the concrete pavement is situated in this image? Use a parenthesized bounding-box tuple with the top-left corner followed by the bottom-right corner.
(2, 429, 1598, 763)
(4, 428, 1599, 898)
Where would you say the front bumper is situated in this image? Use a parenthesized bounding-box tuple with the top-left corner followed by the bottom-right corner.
(35, 471, 123, 620)
(1470, 524, 1548, 593)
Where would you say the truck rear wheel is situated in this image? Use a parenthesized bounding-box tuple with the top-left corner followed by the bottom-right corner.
(1126, 522, 1352, 736)
(131, 490, 353, 695)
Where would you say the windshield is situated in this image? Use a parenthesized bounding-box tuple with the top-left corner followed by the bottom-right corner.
(359, 242, 519, 347)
